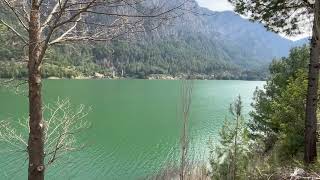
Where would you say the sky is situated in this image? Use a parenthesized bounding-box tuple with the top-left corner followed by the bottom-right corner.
(196, 0, 233, 12)
(195, 0, 310, 40)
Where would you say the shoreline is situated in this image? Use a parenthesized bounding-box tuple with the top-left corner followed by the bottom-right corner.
(45, 77, 265, 81)
(1, 77, 265, 81)
(45, 74, 265, 81)
(0, 77, 266, 81)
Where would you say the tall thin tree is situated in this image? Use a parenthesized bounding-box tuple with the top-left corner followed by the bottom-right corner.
(229, 95, 242, 180)
(180, 80, 193, 180)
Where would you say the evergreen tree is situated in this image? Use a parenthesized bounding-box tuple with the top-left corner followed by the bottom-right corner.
(210, 96, 250, 180)
(229, 0, 318, 163)
(249, 46, 309, 158)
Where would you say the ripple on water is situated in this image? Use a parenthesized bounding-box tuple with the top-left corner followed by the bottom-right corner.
(0, 80, 264, 180)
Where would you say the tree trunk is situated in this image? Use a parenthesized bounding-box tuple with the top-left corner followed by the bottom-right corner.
(304, 14, 320, 163)
(180, 124, 186, 180)
(28, 1, 45, 180)
(232, 116, 239, 180)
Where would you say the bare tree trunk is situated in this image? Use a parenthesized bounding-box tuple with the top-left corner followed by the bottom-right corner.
(28, 1, 45, 180)
(231, 96, 241, 180)
(180, 105, 187, 180)
(232, 116, 239, 180)
(305, 9, 320, 163)
(180, 81, 192, 180)
(180, 119, 187, 180)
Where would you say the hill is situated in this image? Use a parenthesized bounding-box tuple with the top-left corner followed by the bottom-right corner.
(0, 1, 309, 80)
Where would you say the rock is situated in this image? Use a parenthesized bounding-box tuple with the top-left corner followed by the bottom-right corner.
(147, 74, 177, 80)
(290, 167, 305, 177)
(94, 72, 105, 79)
(47, 77, 60, 79)
(74, 76, 91, 79)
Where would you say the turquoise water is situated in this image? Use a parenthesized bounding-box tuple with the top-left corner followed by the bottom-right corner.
(0, 80, 264, 179)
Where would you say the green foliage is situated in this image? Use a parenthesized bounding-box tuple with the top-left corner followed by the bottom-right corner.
(210, 96, 251, 180)
(0, 24, 23, 61)
(0, 62, 27, 78)
(228, 0, 312, 35)
(42, 63, 81, 79)
(90, 39, 267, 80)
(0, 3, 307, 80)
(210, 46, 311, 179)
(0, 62, 86, 79)
(271, 70, 307, 157)
(0, 25, 266, 80)
(0, 41, 110, 79)
(248, 45, 309, 158)
(0, 8, 269, 80)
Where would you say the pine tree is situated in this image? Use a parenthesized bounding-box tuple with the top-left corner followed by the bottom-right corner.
(210, 96, 250, 180)
(229, 0, 319, 164)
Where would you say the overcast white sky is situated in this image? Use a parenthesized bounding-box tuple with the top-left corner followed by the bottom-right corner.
(196, 0, 233, 11)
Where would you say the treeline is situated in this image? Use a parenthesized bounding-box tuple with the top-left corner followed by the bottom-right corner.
(0, 24, 267, 80)
(91, 38, 268, 80)
(210, 46, 313, 179)
(0, 24, 109, 79)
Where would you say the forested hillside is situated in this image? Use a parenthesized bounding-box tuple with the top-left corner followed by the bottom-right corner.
(0, 1, 308, 80)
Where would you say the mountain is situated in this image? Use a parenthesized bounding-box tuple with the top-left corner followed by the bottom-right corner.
(93, 7, 309, 78)
(204, 11, 307, 61)
(0, 1, 310, 80)
(292, 38, 309, 47)
(148, 8, 309, 68)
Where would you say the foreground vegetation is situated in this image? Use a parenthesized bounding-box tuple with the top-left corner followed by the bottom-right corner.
(210, 46, 320, 179)
(150, 46, 315, 180)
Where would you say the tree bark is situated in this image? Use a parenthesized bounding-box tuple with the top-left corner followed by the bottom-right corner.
(28, 1, 45, 180)
(304, 13, 320, 164)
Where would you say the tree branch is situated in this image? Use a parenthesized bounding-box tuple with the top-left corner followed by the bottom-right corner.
(2, 0, 29, 30)
(40, 0, 61, 32)
(49, 16, 81, 45)
(0, 20, 28, 44)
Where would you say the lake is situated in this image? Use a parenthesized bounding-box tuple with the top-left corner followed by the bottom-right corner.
(0, 80, 264, 180)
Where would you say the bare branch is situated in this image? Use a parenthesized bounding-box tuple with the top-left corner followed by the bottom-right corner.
(40, 0, 60, 32)
(1, 0, 29, 30)
(0, 98, 91, 167)
(43, 98, 91, 166)
(0, 78, 28, 95)
(0, 20, 28, 44)
(52, 0, 96, 29)
(49, 16, 81, 45)
(0, 120, 28, 151)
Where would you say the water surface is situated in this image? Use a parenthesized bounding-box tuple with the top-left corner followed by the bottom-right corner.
(0, 80, 264, 179)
